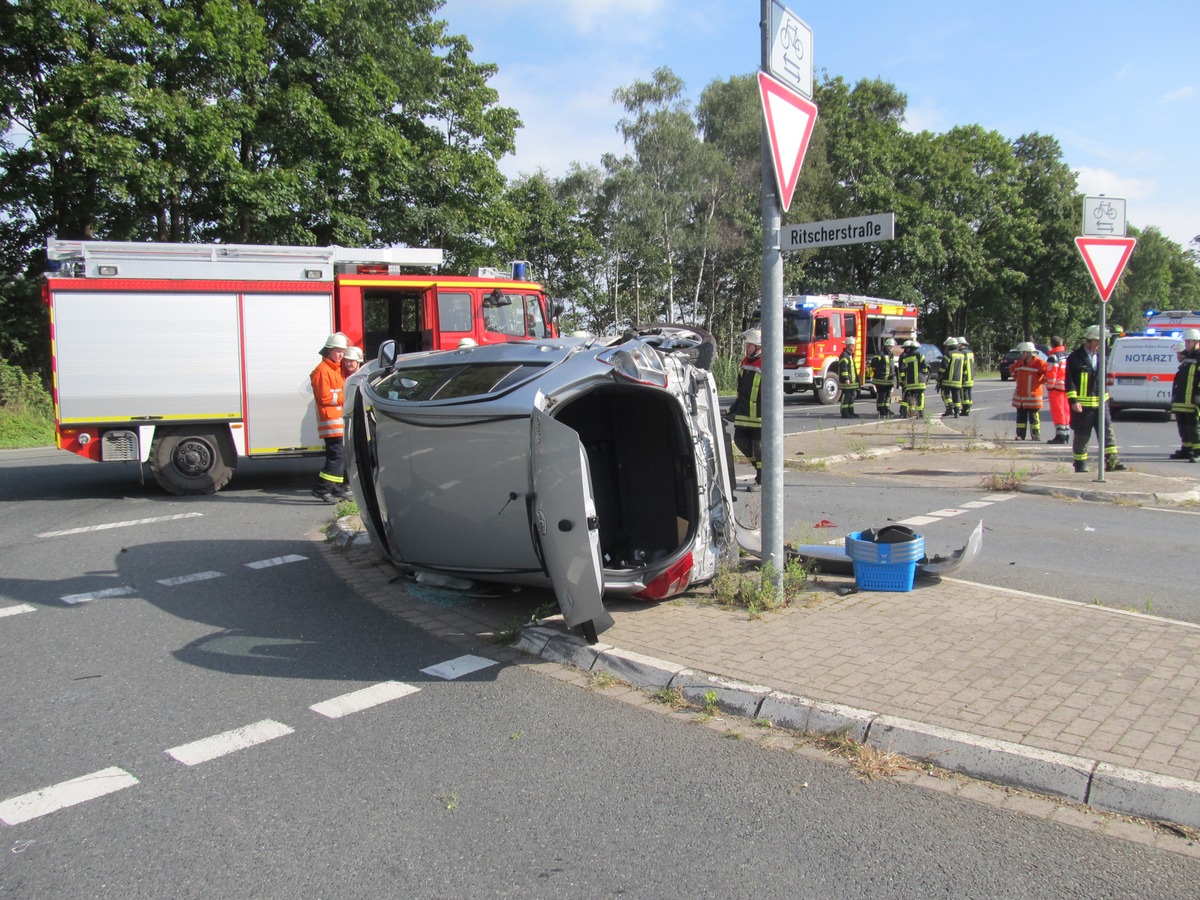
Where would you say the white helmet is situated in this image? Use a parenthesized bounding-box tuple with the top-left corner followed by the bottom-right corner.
(1084, 325, 1109, 341)
(457, 337, 478, 348)
(1016, 341, 1036, 353)
(845, 335, 856, 345)
(943, 336, 959, 349)
(742, 328, 762, 345)
(883, 338, 896, 347)
(322, 332, 349, 352)
(343, 346, 364, 362)
(903, 339, 919, 349)
(1183, 329, 1200, 341)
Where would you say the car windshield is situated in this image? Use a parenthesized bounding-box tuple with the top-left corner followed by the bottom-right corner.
(374, 362, 549, 401)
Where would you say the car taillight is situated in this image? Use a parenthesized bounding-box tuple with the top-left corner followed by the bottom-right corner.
(597, 343, 668, 387)
(632, 553, 693, 601)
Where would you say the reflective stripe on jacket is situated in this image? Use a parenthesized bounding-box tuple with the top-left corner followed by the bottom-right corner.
(837, 350, 859, 387)
(1011, 356, 1048, 410)
(310, 356, 346, 439)
(868, 352, 895, 386)
(941, 350, 965, 387)
(960, 348, 975, 387)
(1045, 346, 1068, 391)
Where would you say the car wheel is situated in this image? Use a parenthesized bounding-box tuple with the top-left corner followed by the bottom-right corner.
(629, 323, 717, 370)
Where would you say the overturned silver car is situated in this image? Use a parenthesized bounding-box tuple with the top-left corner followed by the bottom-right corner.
(344, 327, 739, 642)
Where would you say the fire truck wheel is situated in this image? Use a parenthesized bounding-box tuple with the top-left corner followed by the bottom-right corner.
(150, 427, 237, 495)
(815, 371, 841, 405)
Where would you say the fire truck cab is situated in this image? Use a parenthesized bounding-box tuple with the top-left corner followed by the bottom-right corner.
(44, 239, 559, 495)
(771, 294, 920, 404)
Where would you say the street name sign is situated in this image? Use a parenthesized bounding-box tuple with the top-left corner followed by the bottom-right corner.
(783, 213, 895, 251)
(757, 70, 818, 214)
(768, 2, 813, 98)
(1075, 236, 1136, 302)
(1083, 195, 1127, 237)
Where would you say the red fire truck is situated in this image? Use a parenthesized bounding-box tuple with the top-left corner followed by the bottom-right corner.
(44, 239, 560, 495)
(774, 294, 920, 403)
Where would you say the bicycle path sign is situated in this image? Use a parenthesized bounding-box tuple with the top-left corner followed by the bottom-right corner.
(1083, 196, 1127, 237)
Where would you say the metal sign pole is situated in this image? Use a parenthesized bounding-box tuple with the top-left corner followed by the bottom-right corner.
(1098, 303, 1107, 483)
(760, 0, 784, 593)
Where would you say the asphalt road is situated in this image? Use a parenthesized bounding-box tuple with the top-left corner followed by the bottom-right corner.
(3, 445, 1200, 896)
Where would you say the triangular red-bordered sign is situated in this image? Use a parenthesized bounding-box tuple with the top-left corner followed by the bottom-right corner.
(1075, 236, 1136, 303)
(758, 71, 818, 213)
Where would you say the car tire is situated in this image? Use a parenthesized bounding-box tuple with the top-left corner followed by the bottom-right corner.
(630, 323, 717, 370)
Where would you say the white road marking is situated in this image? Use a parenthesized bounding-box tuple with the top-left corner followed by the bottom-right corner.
(422, 655, 499, 680)
(0, 604, 36, 618)
(986, 493, 1018, 501)
(60, 586, 135, 605)
(895, 516, 941, 526)
(244, 554, 308, 570)
(925, 508, 967, 518)
(156, 571, 224, 587)
(37, 513, 203, 538)
(960, 500, 993, 508)
(0, 767, 139, 826)
(309, 681, 421, 719)
(166, 719, 294, 766)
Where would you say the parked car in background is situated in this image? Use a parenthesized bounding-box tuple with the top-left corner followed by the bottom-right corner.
(343, 326, 741, 643)
(917, 343, 944, 382)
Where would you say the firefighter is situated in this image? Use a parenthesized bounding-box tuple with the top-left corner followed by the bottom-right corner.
(957, 336, 975, 416)
(1169, 328, 1200, 462)
(938, 336, 965, 417)
(1065, 325, 1126, 473)
(837, 336, 861, 418)
(341, 345, 364, 379)
(311, 332, 352, 502)
(868, 338, 897, 418)
(1044, 334, 1071, 444)
(732, 328, 764, 486)
(1010, 342, 1048, 440)
(898, 339, 929, 418)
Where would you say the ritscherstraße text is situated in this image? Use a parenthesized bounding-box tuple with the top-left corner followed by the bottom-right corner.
(781, 213, 895, 251)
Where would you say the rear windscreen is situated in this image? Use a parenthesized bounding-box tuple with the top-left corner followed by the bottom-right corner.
(374, 362, 548, 401)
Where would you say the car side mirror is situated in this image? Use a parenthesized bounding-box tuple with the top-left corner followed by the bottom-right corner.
(378, 339, 398, 369)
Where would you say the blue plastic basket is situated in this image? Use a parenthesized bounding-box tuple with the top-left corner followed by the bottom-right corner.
(851, 559, 918, 592)
(844, 531, 924, 592)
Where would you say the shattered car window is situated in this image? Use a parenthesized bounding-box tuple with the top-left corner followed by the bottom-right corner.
(375, 362, 549, 401)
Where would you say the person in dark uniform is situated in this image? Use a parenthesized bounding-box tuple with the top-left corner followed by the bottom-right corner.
(732, 328, 764, 486)
(868, 338, 897, 418)
(1169, 328, 1200, 462)
(838, 336, 861, 419)
(1065, 325, 1126, 473)
(898, 340, 928, 418)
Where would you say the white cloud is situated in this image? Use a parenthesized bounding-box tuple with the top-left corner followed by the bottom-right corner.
(1074, 166, 1156, 201)
(1161, 85, 1195, 105)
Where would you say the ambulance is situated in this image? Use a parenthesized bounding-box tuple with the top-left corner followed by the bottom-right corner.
(44, 239, 559, 495)
(1106, 331, 1184, 416)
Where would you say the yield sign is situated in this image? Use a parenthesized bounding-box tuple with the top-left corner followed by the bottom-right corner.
(758, 70, 818, 213)
(1075, 236, 1137, 302)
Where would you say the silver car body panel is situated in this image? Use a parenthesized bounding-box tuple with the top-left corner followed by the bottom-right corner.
(344, 334, 737, 637)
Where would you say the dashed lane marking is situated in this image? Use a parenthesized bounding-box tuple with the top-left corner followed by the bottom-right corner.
(421, 655, 499, 680)
(156, 571, 224, 587)
(0, 767, 139, 826)
(37, 513, 203, 539)
(244, 554, 308, 570)
(0, 604, 36, 618)
(896, 515, 941, 527)
(60, 586, 136, 605)
(926, 508, 968, 518)
(166, 719, 294, 766)
(309, 681, 421, 719)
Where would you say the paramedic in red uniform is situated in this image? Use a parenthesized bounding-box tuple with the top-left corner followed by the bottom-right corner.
(1044, 335, 1070, 444)
(311, 332, 352, 502)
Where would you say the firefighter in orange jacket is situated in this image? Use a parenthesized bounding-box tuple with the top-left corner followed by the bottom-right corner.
(311, 332, 351, 502)
(1010, 342, 1047, 440)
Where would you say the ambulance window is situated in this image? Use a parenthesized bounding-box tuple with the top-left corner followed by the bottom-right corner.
(437, 292, 471, 333)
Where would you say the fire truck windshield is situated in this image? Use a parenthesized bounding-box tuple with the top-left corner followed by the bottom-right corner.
(783, 315, 812, 342)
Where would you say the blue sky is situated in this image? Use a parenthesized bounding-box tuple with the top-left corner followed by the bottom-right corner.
(439, 0, 1198, 251)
